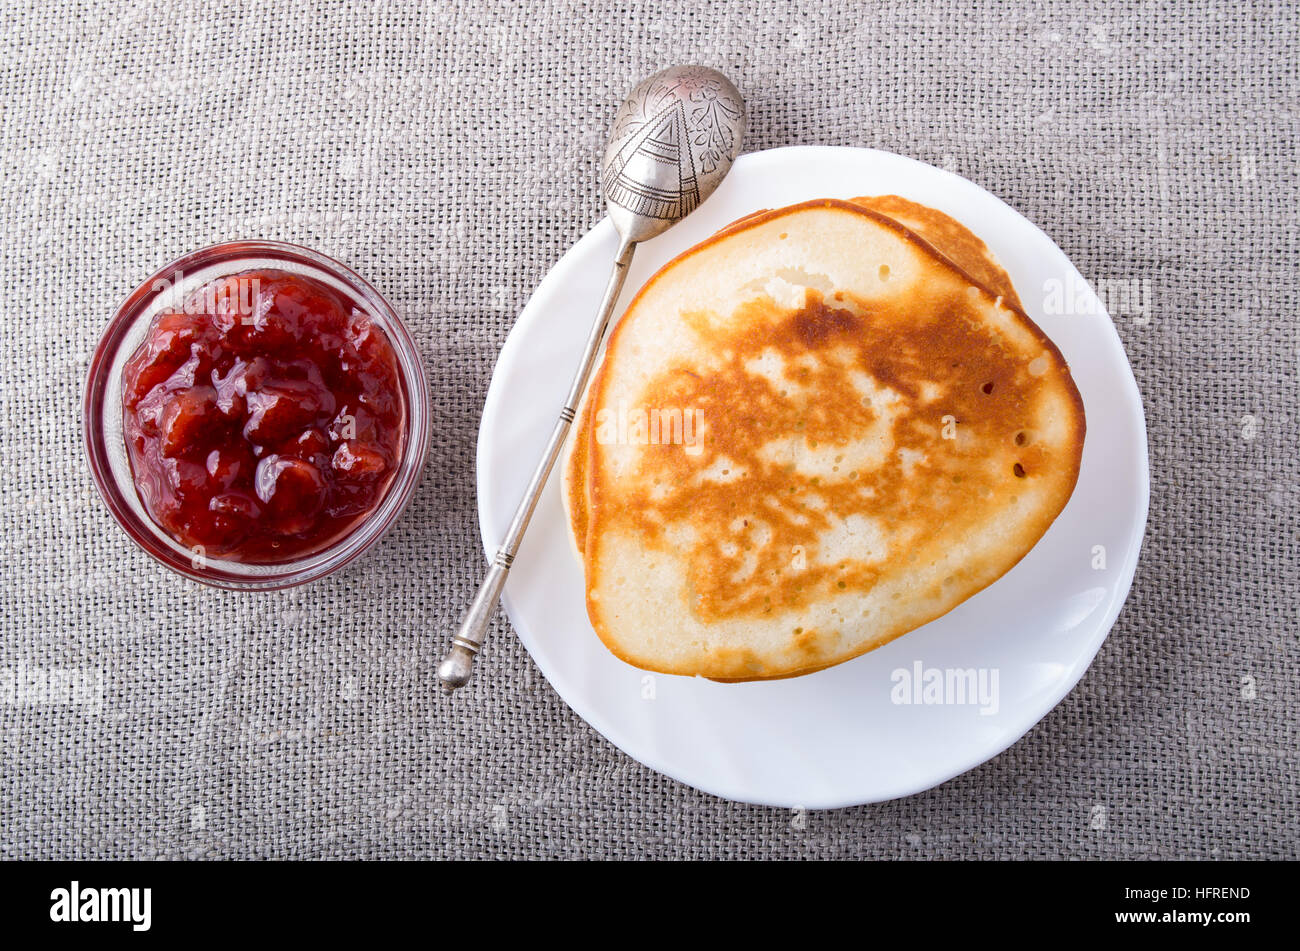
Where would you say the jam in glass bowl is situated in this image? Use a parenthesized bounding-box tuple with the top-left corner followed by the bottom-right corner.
(83, 241, 430, 589)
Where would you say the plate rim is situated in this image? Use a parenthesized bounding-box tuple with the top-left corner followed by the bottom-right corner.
(476, 145, 1151, 808)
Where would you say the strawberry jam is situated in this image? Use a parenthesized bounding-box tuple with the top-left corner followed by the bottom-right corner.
(122, 269, 406, 562)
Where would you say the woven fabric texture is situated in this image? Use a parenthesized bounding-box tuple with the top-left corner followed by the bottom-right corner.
(0, 0, 1296, 859)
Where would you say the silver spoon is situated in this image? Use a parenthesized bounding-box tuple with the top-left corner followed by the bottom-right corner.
(438, 65, 746, 693)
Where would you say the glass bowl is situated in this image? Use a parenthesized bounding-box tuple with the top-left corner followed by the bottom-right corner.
(83, 240, 430, 590)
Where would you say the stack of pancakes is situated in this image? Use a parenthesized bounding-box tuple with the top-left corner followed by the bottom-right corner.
(562, 196, 1085, 681)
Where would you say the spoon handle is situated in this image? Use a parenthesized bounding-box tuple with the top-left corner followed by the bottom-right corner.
(438, 236, 638, 693)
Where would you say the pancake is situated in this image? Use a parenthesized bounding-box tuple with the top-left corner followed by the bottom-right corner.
(563, 196, 1027, 557)
(562, 197, 1085, 680)
(847, 195, 1024, 312)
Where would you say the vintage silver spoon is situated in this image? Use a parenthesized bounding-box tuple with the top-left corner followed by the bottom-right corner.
(438, 65, 746, 693)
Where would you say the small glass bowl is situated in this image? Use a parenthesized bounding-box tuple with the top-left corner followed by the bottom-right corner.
(83, 240, 430, 590)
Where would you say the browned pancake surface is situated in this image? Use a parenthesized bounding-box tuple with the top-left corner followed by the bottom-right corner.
(563, 198, 1084, 679)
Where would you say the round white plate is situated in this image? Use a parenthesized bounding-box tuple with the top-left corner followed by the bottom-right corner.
(477, 146, 1149, 808)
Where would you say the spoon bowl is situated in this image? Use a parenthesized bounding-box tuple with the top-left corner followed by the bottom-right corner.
(602, 66, 747, 243)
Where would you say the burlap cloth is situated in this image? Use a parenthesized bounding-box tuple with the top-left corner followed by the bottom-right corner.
(0, 0, 1295, 859)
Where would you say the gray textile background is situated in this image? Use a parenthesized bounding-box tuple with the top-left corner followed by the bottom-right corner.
(0, 0, 1295, 860)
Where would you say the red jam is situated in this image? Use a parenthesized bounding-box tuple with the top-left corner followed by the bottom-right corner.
(122, 269, 406, 562)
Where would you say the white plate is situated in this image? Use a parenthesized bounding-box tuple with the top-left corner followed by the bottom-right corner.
(477, 146, 1149, 808)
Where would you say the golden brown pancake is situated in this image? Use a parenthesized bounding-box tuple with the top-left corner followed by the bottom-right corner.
(565, 196, 1028, 555)
(562, 197, 1084, 680)
(848, 195, 1024, 312)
